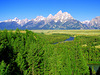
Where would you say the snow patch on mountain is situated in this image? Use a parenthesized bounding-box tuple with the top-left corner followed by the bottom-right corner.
(81, 20, 90, 25)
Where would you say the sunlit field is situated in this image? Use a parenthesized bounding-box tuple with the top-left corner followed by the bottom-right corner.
(31, 30, 100, 36)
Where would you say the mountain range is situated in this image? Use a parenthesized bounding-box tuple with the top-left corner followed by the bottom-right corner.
(0, 10, 100, 30)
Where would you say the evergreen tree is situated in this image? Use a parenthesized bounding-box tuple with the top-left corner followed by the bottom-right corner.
(0, 60, 9, 75)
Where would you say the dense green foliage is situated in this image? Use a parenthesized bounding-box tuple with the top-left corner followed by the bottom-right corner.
(0, 29, 100, 75)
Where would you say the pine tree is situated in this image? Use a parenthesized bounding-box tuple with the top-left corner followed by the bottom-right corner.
(15, 53, 26, 74)
(0, 60, 9, 75)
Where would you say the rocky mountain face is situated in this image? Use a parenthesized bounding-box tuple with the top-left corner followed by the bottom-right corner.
(0, 10, 100, 30)
(88, 16, 100, 29)
(0, 21, 20, 30)
(81, 16, 100, 29)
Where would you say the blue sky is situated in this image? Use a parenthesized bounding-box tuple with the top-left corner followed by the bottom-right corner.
(0, 0, 100, 21)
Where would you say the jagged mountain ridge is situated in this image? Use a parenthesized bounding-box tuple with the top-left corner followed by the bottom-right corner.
(0, 10, 100, 30)
(81, 16, 100, 29)
(2, 17, 30, 26)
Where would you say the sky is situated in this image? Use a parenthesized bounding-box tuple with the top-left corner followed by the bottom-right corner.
(0, 0, 100, 21)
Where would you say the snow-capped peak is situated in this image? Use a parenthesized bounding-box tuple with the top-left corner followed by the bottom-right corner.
(57, 10, 62, 15)
(25, 18, 30, 23)
(34, 16, 45, 22)
(18, 18, 30, 26)
(47, 14, 54, 19)
(12, 17, 20, 22)
(2, 17, 30, 26)
(14, 17, 19, 20)
(54, 10, 73, 22)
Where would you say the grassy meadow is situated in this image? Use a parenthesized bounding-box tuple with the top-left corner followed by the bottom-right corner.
(31, 30, 100, 36)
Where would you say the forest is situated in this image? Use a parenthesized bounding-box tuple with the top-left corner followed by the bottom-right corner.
(0, 29, 100, 75)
